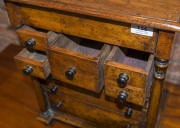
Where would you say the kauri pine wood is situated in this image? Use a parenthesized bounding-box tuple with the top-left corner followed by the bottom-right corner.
(14, 48, 51, 79)
(47, 35, 111, 93)
(17, 25, 58, 52)
(0, 45, 75, 128)
(0, 45, 179, 128)
(3, 0, 180, 127)
(5, 0, 180, 32)
(104, 46, 154, 106)
(4, 2, 22, 27)
(155, 30, 175, 60)
(18, 5, 157, 53)
(31, 76, 48, 113)
(44, 81, 147, 127)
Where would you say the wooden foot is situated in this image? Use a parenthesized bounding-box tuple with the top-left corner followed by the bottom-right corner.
(36, 108, 96, 128)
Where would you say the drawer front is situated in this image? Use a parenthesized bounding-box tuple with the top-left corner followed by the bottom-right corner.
(47, 35, 111, 93)
(17, 4, 157, 53)
(43, 82, 146, 128)
(104, 46, 154, 106)
(49, 94, 145, 128)
(17, 25, 58, 51)
(14, 48, 51, 79)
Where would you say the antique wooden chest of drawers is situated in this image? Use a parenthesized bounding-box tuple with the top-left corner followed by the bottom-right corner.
(4, 0, 180, 127)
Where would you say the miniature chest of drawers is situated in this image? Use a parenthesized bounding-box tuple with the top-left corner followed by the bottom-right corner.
(4, 0, 180, 127)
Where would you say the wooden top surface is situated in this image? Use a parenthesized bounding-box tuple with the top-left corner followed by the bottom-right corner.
(7, 0, 180, 32)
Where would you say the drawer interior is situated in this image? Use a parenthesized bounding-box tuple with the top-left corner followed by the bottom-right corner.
(47, 34, 111, 92)
(54, 35, 105, 57)
(107, 46, 151, 70)
(21, 49, 47, 62)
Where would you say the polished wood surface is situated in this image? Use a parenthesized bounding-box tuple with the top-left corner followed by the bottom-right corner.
(0, 45, 74, 128)
(158, 82, 180, 128)
(5, 2, 22, 27)
(14, 48, 51, 79)
(0, 45, 180, 128)
(155, 30, 175, 60)
(104, 46, 154, 106)
(3, 0, 179, 127)
(31, 76, 48, 113)
(47, 36, 111, 93)
(17, 25, 58, 52)
(17, 5, 157, 53)
(6, 0, 180, 32)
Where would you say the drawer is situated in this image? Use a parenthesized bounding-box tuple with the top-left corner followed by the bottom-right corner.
(104, 46, 154, 106)
(42, 82, 146, 128)
(47, 34, 111, 93)
(14, 48, 51, 79)
(17, 4, 157, 53)
(17, 25, 58, 51)
(48, 92, 145, 128)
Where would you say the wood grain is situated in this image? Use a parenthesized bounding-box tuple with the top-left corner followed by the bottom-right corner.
(158, 82, 180, 128)
(44, 81, 147, 128)
(5, 0, 180, 32)
(0, 45, 75, 128)
(104, 79, 146, 106)
(146, 79, 164, 128)
(155, 30, 175, 60)
(31, 76, 48, 113)
(47, 35, 111, 93)
(17, 25, 58, 52)
(0, 45, 179, 128)
(49, 93, 145, 128)
(104, 46, 153, 89)
(5, 2, 22, 27)
(14, 48, 51, 79)
(104, 46, 154, 106)
(44, 81, 147, 119)
(17, 5, 157, 53)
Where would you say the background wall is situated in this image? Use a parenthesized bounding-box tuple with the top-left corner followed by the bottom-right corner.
(0, 0, 19, 52)
(0, 0, 179, 84)
(166, 34, 180, 84)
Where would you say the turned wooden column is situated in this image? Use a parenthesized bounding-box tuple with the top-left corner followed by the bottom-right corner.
(146, 30, 175, 128)
(146, 58, 169, 128)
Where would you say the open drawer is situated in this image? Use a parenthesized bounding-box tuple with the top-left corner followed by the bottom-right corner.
(17, 25, 58, 51)
(47, 34, 111, 93)
(104, 46, 154, 106)
(14, 49, 51, 79)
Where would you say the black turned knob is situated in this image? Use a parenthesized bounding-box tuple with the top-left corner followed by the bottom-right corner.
(48, 74, 53, 81)
(51, 86, 58, 94)
(117, 91, 128, 102)
(23, 66, 33, 75)
(25, 38, 36, 50)
(125, 108, 133, 118)
(65, 68, 76, 79)
(117, 73, 129, 88)
(125, 124, 131, 128)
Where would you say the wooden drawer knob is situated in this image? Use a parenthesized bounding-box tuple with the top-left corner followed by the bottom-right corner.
(23, 65, 33, 75)
(125, 108, 133, 118)
(25, 38, 36, 50)
(117, 73, 129, 88)
(65, 68, 76, 79)
(117, 91, 128, 102)
(51, 86, 58, 94)
(125, 124, 131, 128)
